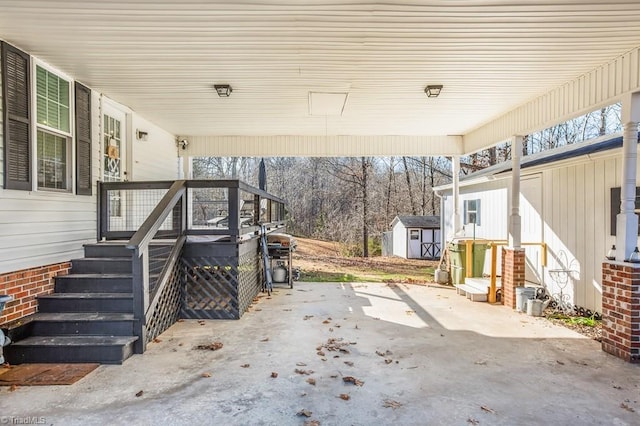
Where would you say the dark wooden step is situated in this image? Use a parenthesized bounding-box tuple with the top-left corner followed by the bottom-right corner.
(37, 293, 133, 313)
(29, 312, 134, 336)
(55, 274, 132, 293)
(83, 243, 131, 258)
(4, 335, 138, 364)
(71, 258, 132, 274)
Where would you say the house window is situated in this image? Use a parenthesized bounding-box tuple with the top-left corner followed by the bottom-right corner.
(409, 230, 420, 240)
(35, 64, 71, 191)
(464, 199, 481, 225)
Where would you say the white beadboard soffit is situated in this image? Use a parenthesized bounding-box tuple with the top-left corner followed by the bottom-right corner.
(2, 1, 640, 154)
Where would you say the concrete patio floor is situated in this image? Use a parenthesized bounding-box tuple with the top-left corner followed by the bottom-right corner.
(1, 282, 639, 425)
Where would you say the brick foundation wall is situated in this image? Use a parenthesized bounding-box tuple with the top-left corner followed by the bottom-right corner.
(0, 262, 71, 325)
(501, 247, 525, 309)
(601, 261, 640, 363)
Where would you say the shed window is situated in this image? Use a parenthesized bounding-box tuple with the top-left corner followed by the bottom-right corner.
(464, 199, 481, 225)
(410, 230, 420, 240)
(35, 64, 71, 191)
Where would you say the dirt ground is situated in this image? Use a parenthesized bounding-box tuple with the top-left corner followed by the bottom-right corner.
(292, 237, 438, 283)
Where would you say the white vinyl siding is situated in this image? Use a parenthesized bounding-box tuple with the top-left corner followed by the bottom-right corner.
(0, 44, 3, 188)
(130, 114, 179, 181)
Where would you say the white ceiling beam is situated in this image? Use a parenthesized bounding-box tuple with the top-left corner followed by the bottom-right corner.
(463, 46, 640, 153)
(184, 135, 463, 157)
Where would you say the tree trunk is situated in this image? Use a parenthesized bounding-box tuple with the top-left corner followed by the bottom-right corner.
(402, 156, 417, 215)
(362, 157, 369, 258)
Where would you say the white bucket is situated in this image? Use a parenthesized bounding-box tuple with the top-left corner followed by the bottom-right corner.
(435, 269, 449, 284)
(526, 299, 544, 317)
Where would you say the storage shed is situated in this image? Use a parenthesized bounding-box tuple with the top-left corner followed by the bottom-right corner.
(390, 216, 441, 260)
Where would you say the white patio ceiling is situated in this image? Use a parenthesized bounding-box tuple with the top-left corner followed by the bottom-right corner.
(2, 1, 640, 155)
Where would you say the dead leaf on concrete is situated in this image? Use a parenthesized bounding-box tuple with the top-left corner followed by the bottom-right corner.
(241, 364, 250, 368)
(304, 420, 320, 426)
(201, 372, 212, 378)
(177, 319, 184, 322)
(317, 351, 325, 356)
(135, 390, 144, 397)
(271, 372, 278, 378)
(480, 406, 496, 414)
(467, 417, 480, 425)
(322, 320, 331, 324)
(261, 337, 270, 342)
(620, 402, 636, 413)
(297, 409, 312, 417)
(195, 341, 223, 351)
(334, 324, 341, 328)
(306, 378, 316, 386)
(556, 360, 565, 365)
(9, 384, 19, 392)
(406, 310, 415, 315)
(376, 350, 393, 357)
(303, 315, 314, 320)
(344, 361, 354, 367)
(339, 394, 350, 400)
(384, 359, 393, 364)
(295, 369, 314, 375)
(296, 362, 307, 366)
(475, 360, 487, 366)
(153, 338, 162, 343)
(330, 374, 338, 378)
(343, 376, 364, 386)
(383, 399, 402, 409)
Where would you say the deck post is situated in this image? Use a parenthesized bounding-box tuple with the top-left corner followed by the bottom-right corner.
(452, 156, 461, 235)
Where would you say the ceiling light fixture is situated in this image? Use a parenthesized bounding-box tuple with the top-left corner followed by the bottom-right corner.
(425, 85, 443, 98)
(214, 84, 232, 97)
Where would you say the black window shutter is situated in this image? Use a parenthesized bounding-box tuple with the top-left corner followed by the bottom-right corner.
(74, 82, 92, 195)
(1, 41, 31, 191)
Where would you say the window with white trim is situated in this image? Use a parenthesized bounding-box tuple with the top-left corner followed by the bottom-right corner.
(463, 199, 481, 225)
(35, 64, 71, 191)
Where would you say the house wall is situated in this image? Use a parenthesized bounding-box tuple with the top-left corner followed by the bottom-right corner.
(441, 150, 628, 314)
(0, 46, 178, 325)
(391, 222, 407, 258)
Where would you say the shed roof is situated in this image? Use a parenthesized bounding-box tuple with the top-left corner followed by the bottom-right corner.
(392, 215, 440, 229)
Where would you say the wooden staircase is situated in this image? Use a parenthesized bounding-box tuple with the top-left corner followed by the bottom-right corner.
(4, 243, 139, 364)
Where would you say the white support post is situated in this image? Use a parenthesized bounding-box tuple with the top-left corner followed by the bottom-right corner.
(616, 93, 640, 261)
(509, 135, 523, 248)
(181, 155, 192, 180)
(452, 156, 461, 236)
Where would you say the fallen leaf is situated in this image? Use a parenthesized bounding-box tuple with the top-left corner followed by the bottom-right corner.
(255, 308, 262, 312)
(296, 362, 307, 366)
(613, 385, 622, 390)
(323, 320, 331, 324)
(330, 374, 339, 378)
(355, 324, 359, 329)
(178, 343, 184, 347)
(295, 369, 314, 375)
(135, 390, 144, 397)
(406, 310, 415, 315)
(9, 384, 19, 392)
(303, 315, 314, 320)
(480, 406, 496, 414)
(344, 361, 354, 367)
(475, 360, 487, 366)
(153, 338, 162, 343)
(556, 360, 565, 365)
(177, 319, 184, 322)
(334, 324, 341, 328)
(241, 364, 250, 368)
(201, 372, 212, 378)
(339, 394, 350, 400)
(384, 359, 393, 364)
(467, 417, 479, 425)
(307, 378, 316, 386)
(383, 399, 402, 409)
(620, 402, 636, 413)
(304, 420, 320, 426)
(317, 351, 325, 356)
(343, 376, 364, 386)
(297, 409, 312, 417)
(271, 372, 278, 378)
(195, 341, 223, 351)
(261, 337, 270, 342)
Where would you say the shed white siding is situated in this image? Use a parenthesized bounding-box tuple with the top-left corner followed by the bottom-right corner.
(392, 222, 407, 259)
(0, 63, 178, 274)
(441, 149, 629, 314)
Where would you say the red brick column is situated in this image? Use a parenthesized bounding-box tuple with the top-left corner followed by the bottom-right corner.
(0, 262, 71, 325)
(501, 248, 525, 309)
(601, 261, 640, 363)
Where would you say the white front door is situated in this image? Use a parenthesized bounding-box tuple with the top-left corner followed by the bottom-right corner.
(102, 104, 128, 231)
